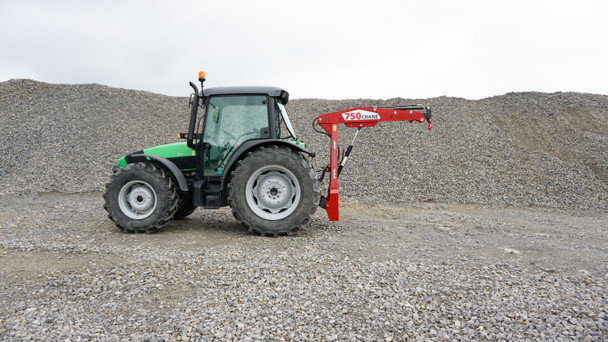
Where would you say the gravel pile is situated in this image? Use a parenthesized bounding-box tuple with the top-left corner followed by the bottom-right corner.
(1, 79, 607, 209)
(0, 79, 183, 196)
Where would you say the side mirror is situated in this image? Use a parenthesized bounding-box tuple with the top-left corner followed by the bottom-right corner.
(279, 90, 289, 105)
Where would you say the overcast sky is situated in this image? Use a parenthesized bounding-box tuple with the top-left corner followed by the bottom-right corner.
(1, 0, 606, 100)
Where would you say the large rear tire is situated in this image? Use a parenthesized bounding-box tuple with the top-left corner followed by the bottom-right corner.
(228, 145, 320, 236)
(104, 163, 178, 233)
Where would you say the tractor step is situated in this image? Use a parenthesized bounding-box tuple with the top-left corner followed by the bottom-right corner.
(192, 179, 222, 208)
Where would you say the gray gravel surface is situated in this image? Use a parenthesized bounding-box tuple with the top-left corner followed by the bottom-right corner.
(0, 194, 607, 341)
(1, 79, 607, 340)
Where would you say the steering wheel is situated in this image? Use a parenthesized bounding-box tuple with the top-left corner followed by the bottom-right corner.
(217, 129, 260, 164)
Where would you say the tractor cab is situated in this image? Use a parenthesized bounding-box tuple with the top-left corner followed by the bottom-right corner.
(192, 86, 299, 178)
(175, 77, 313, 213)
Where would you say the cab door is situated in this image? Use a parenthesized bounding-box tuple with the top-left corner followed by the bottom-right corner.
(201, 95, 271, 176)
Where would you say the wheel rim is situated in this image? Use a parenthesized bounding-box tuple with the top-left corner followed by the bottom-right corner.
(117, 180, 158, 219)
(245, 165, 301, 220)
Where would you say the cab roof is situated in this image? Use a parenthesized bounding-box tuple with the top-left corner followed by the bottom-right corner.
(202, 86, 289, 104)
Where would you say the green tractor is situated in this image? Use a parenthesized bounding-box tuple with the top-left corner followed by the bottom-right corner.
(104, 72, 320, 236)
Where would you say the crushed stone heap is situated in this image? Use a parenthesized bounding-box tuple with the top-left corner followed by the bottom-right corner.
(1, 79, 606, 210)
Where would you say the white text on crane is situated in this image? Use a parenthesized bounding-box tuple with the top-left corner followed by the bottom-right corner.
(342, 110, 381, 121)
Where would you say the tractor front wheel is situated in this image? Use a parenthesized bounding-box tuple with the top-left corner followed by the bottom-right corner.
(228, 145, 320, 236)
(104, 163, 178, 233)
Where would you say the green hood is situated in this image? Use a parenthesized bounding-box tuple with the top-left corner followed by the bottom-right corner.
(118, 142, 196, 168)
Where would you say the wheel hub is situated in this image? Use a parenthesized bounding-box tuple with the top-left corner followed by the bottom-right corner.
(127, 185, 155, 212)
(246, 165, 301, 221)
(255, 172, 293, 211)
(118, 180, 158, 219)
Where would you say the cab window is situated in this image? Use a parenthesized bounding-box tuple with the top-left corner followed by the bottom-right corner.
(202, 95, 269, 175)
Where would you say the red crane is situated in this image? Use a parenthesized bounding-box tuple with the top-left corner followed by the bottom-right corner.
(315, 106, 432, 221)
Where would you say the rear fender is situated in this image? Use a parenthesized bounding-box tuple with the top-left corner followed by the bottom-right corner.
(221, 139, 313, 190)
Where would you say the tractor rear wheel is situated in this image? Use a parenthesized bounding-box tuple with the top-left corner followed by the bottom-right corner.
(104, 163, 178, 233)
(228, 145, 320, 236)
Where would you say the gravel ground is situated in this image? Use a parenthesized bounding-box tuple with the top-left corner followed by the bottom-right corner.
(0, 193, 607, 341)
(1, 79, 607, 340)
